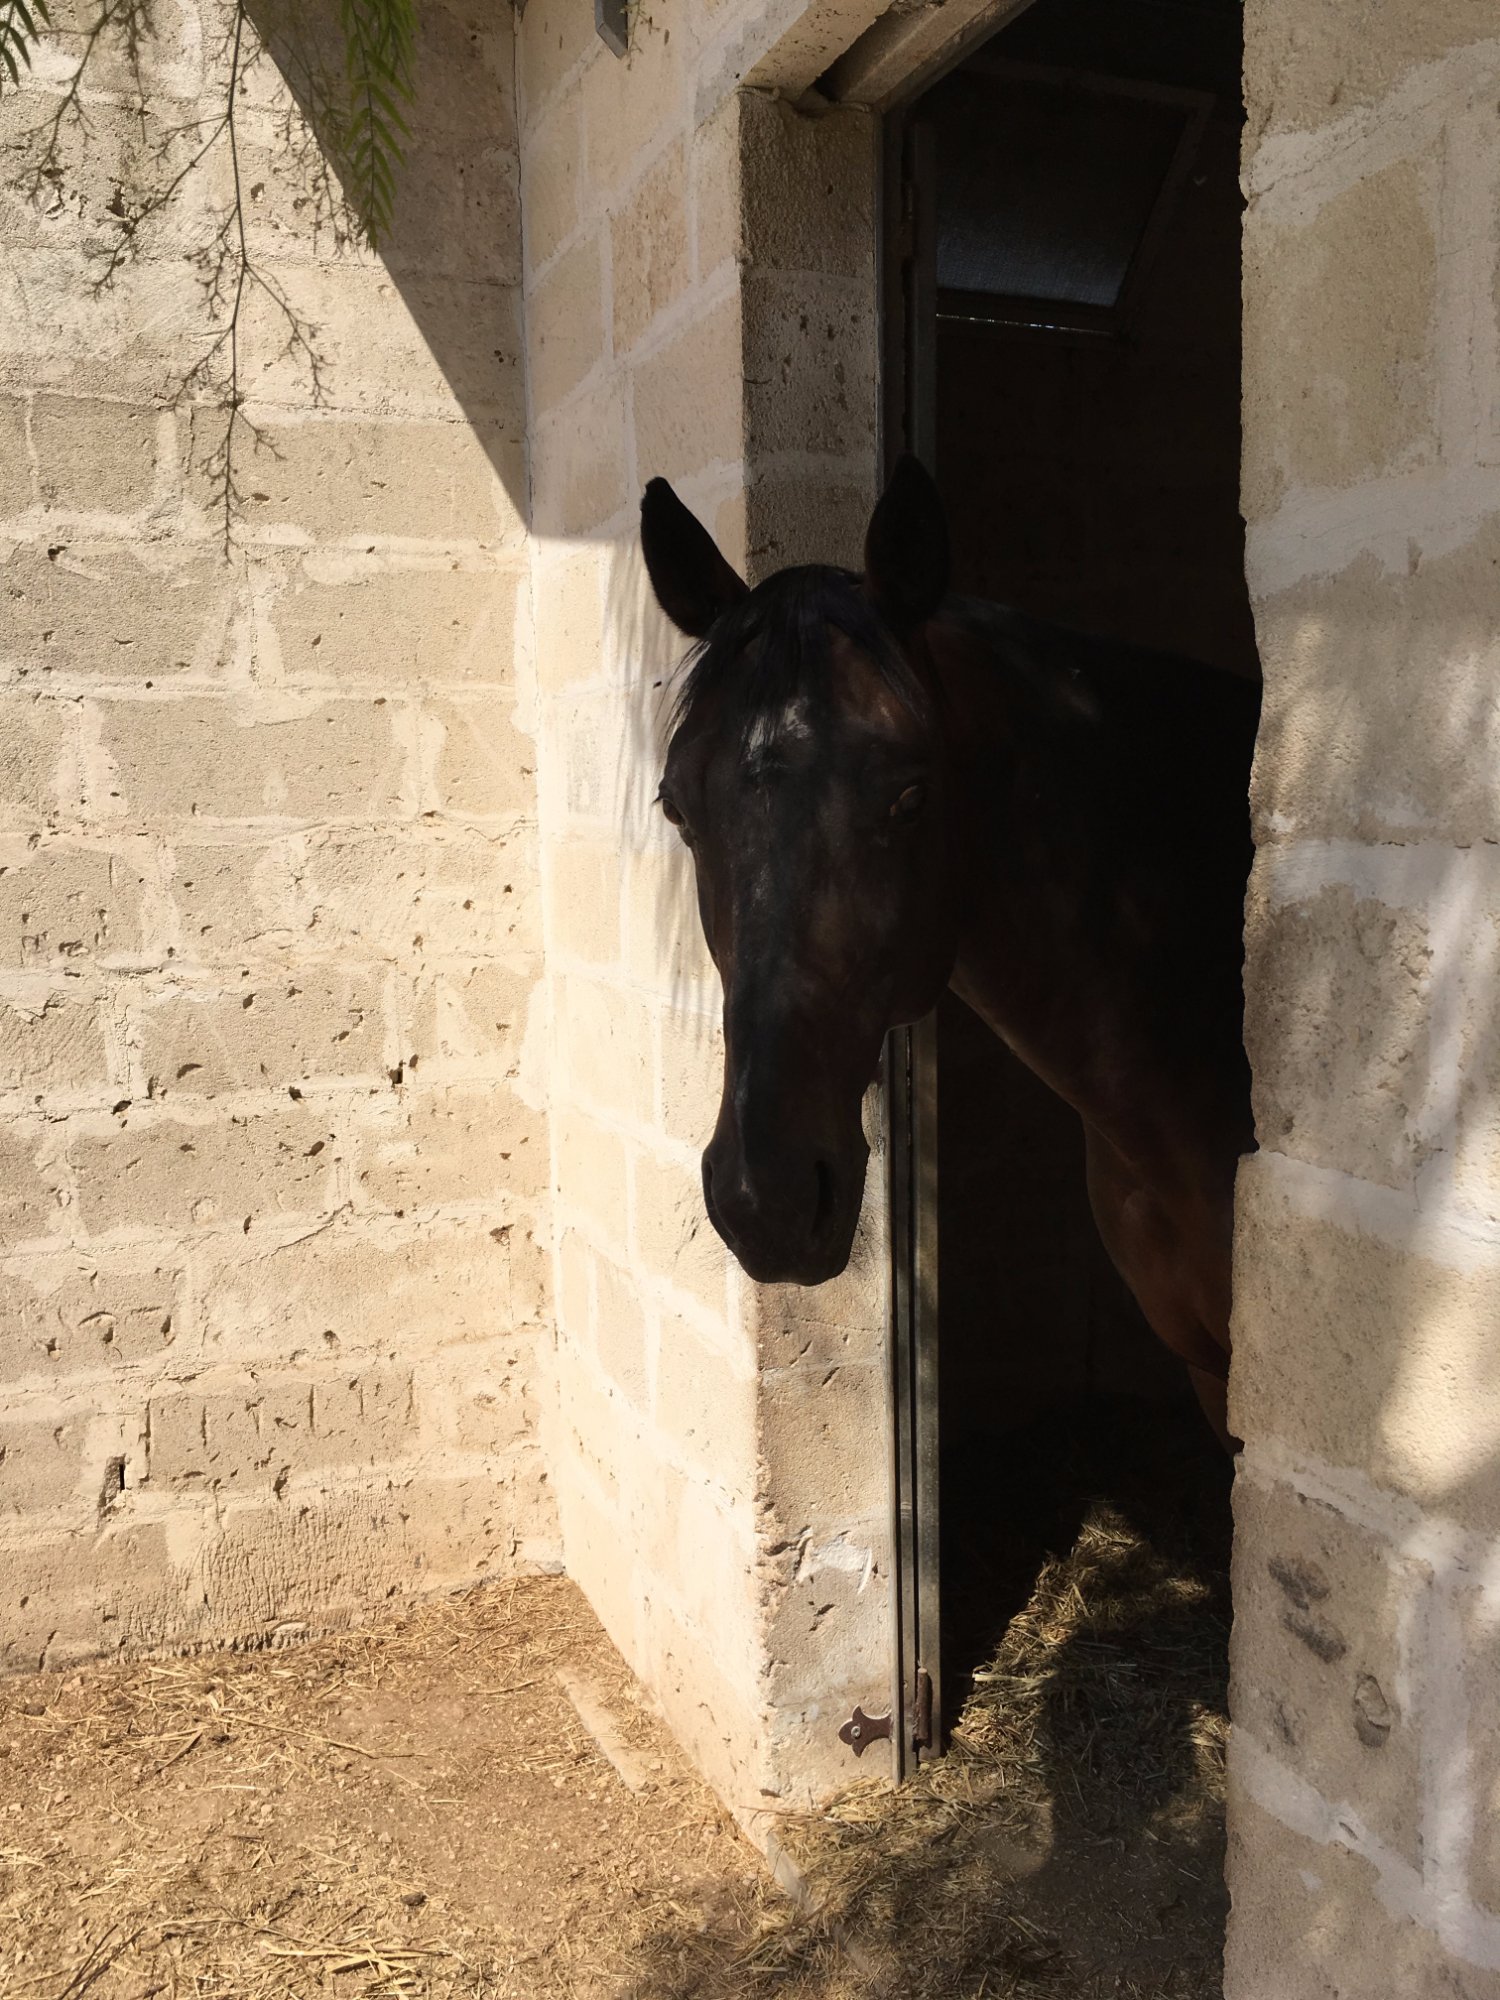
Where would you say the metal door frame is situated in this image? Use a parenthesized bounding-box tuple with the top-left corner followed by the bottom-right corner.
(881, 110, 943, 1777)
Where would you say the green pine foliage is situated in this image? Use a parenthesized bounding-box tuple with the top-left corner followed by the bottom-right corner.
(0, 0, 49, 87)
(0, 0, 418, 249)
(339, 0, 417, 244)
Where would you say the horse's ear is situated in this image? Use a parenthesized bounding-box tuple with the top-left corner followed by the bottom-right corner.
(864, 454, 949, 630)
(640, 479, 748, 639)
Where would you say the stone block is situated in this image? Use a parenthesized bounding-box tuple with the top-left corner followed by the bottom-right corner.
(654, 1313, 754, 1490)
(532, 540, 606, 691)
(551, 838, 621, 963)
(0, 1408, 86, 1515)
(740, 95, 877, 280)
(761, 1358, 887, 1529)
(426, 694, 535, 818)
(555, 1105, 629, 1242)
(1251, 524, 1500, 844)
(310, 828, 540, 962)
(556, 974, 655, 1124)
(631, 1145, 727, 1314)
(0, 253, 225, 407)
(742, 268, 878, 464)
(270, 561, 522, 688)
(1225, 1788, 1500, 1998)
(0, 91, 226, 261)
(0, 693, 76, 821)
(0, 1250, 180, 1383)
(1231, 1475, 1425, 1865)
(555, 1454, 641, 1660)
(517, 0, 597, 125)
(0, 1519, 176, 1673)
(0, 1117, 66, 1243)
(0, 395, 31, 514)
(354, 1082, 546, 1211)
(593, 1249, 649, 1404)
(1243, 158, 1436, 515)
(528, 231, 606, 413)
(170, 827, 538, 967)
(1232, 1155, 1500, 1530)
(194, 1471, 541, 1640)
(578, 20, 683, 199)
(0, 840, 146, 972)
(0, 986, 109, 1093)
(383, 138, 524, 290)
(136, 967, 389, 1097)
(1244, 882, 1432, 1188)
(69, 1104, 337, 1234)
(531, 372, 628, 534)
(640, 1595, 760, 1806)
(755, 1292, 882, 1373)
(611, 142, 690, 354)
(1243, 2, 1500, 138)
(520, 91, 583, 272)
(658, 1003, 723, 1146)
(744, 472, 875, 576)
(407, 961, 530, 1080)
(556, 687, 630, 824)
(92, 695, 407, 822)
(237, 262, 520, 423)
(309, 1364, 419, 1465)
(553, 1336, 640, 1510)
(185, 411, 525, 547)
(43, 0, 204, 103)
(0, 539, 238, 682)
(413, 1336, 538, 1455)
(632, 296, 742, 486)
(199, 1222, 525, 1361)
(623, 847, 716, 1000)
(762, 1515, 889, 1724)
(557, 1226, 592, 1337)
(634, 1457, 758, 1667)
(148, 1378, 315, 1491)
(690, 97, 742, 279)
(1453, 1584, 1500, 1916)
(31, 396, 159, 516)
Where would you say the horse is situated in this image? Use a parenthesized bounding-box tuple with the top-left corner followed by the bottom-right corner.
(639, 456, 1258, 1443)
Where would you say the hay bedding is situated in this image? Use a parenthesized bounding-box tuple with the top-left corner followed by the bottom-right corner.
(1, 1427, 1228, 2000)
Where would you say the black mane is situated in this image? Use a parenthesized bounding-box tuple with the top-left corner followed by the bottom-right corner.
(670, 565, 929, 740)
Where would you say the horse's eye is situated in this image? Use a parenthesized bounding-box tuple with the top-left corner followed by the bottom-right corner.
(890, 783, 926, 824)
(658, 792, 694, 844)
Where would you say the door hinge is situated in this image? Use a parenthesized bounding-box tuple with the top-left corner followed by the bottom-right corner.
(838, 1704, 892, 1756)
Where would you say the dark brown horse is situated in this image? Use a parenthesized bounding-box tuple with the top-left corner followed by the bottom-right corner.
(640, 458, 1257, 1441)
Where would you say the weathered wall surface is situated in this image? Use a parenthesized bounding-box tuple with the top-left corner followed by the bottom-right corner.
(0, 0, 557, 1669)
(516, 0, 898, 1812)
(1230, 8, 1500, 1991)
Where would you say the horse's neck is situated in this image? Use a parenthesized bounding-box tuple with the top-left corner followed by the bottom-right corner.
(930, 616, 1247, 1170)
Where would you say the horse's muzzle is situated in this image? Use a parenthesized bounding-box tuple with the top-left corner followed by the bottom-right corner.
(701, 1135, 865, 1286)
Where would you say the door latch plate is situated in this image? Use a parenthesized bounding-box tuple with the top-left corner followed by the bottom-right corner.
(838, 1705, 893, 1756)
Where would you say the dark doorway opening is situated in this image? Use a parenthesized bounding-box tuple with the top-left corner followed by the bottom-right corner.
(884, 0, 1247, 1986)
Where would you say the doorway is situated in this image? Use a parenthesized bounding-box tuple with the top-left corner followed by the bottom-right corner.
(882, 0, 1249, 1981)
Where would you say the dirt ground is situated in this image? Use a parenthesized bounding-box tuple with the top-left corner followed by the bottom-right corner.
(0, 1412, 1228, 2000)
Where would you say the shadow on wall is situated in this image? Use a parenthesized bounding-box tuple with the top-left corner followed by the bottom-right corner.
(231, 0, 528, 516)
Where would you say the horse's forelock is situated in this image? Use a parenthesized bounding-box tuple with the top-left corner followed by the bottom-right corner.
(668, 565, 929, 746)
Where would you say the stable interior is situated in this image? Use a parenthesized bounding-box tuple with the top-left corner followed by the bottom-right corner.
(915, 0, 1250, 1974)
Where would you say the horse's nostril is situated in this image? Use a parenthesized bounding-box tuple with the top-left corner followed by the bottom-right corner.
(813, 1160, 836, 1236)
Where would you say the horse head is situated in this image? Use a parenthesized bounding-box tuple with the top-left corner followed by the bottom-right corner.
(641, 458, 961, 1285)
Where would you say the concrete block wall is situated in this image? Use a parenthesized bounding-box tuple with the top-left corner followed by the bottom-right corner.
(1229, 9, 1500, 1992)
(0, 0, 557, 1669)
(517, 0, 900, 1812)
